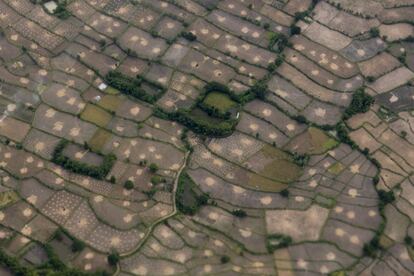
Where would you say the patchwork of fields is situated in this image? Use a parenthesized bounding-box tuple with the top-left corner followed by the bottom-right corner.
(0, 0, 412, 275)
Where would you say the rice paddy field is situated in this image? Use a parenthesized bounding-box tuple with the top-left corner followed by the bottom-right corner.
(0, 0, 412, 275)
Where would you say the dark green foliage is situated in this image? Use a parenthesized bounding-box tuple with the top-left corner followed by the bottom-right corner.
(280, 189, 289, 198)
(0, 244, 109, 275)
(105, 71, 161, 104)
(292, 152, 310, 167)
(294, 11, 309, 22)
(378, 190, 395, 208)
(110, 176, 116, 184)
(294, 115, 308, 124)
(71, 239, 86, 252)
(363, 236, 381, 258)
(266, 234, 292, 253)
(220, 255, 230, 264)
(51, 140, 116, 180)
(176, 172, 209, 215)
(369, 27, 380, 37)
(373, 175, 380, 185)
(366, 76, 375, 83)
(53, 1, 71, 19)
(249, 80, 268, 100)
(181, 31, 197, 41)
(263, 22, 270, 30)
(150, 175, 164, 185)
(232, 209, 247, 218)
(267, 55, 284, 72)
(0, 249, 36, 276)
(158, 108, 237, 137)
(53, 228, 64, 241)
(143, 188, 157, 199)
(343, 89, 374, 119)
(404, 236, 413, 245)
(149, 163, 159, 173)
(335, 123, 355, 147)
(268, 32, 289, 53)
(124, 180, 134, 190)
(290, 26, 301, 35)
(107, 252, 120, 266)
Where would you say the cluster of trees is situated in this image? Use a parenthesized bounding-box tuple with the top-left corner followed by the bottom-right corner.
(52, 140, 116, 180)
(268, 32, 290, 53)
(203, 81, 254, 104)
(292, 152, 310, 167)
(180, 31, 197, 41)
(105, 71, 159, 104)
(266, 234, 293, 253)
(198, 101, 233, 119)
(231, 209, 247, 218)
(0, 247, 110, 276)
(155, 107, 236, 137)
(176, 172, 210, 215)
(31, 0, 71, 19)
(362, 190, 395, 258)
(343, 88, 374, 119)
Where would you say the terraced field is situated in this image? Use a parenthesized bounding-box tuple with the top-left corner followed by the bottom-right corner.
(0, 0, 412, 275)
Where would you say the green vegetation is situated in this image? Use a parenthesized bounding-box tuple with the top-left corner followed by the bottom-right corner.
(268, 32, 289, 53)
(71, 239, 86, 252)
(124, 180, 134, 190)
(292, 152, 310, 167)
(105, 71, 165, 104)
(176, 172, 210, 215)
(0, 244, 109, 276)
(220, 255, 230, 264)
(248, 79, 268, 100)
(266, 234, 292, 253)
(107, 252, 120, 266)
(202, 92, 237, 114)
(52, 140, 116, 180)
(370, 27, 380, 37)
(150, 175, 165, 185)
(81, 104, 112, 127)
(231, 209, 247, 218)
(280, 189, 289, 198)
(149, 163, 159, 173)
(290, 26, 301, 35)
(181, 31, 197, 41)
(378, 190, 395, 211)
(343, 88, 374, 119)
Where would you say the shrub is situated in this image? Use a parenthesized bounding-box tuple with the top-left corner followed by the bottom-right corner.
(249, 80, 268, 100)
(290, 26, 301, 35)
(232, 209, 247, 218)
(107, 252, 120, 266)
(150, 175, 164, 185)
(220, 255, 230, 264)
(268, 32, 289, 52)
(149, 163, 158, 173)
(343, 89, 374, 119)
(181, 31, 197, 41)
(280, 189, 289, 198)
(71, 239, 85, 252)
(124, 180, 134, 190)
(363, 236, 381, 257)
(266, 234, 292, 252)
(292, 153, 309, 167)
(370, 27, 380, 37)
